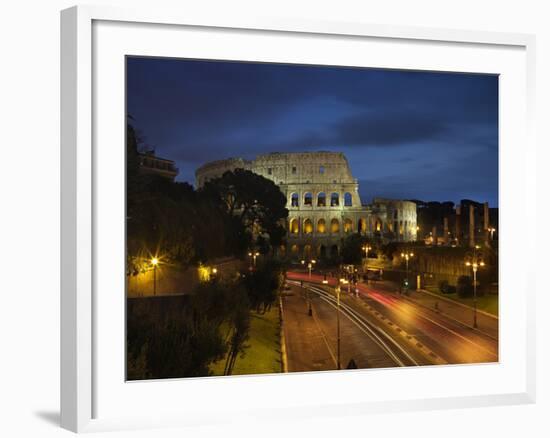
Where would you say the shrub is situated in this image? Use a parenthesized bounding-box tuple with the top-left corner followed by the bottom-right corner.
(439, 280, 456, 294)
(456, 275, 473, 298)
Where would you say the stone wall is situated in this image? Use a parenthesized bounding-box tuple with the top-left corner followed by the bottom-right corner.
(195, 151, 418, 259)
(127, 258, 246, 297)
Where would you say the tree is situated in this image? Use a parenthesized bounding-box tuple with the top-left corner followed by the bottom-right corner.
(456, 275, 474, 298)
(340, 233, 365, 265)
(242, 259, 285, 314)
(201, 169, 288, 255)
(126, 294, 228, 379)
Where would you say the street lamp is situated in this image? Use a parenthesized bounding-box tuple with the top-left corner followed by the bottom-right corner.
(248, 251, 260, 268)
(151, 257, 159, 296)
(362, 245, 372, 258)
(466, 245, 485, 328)
(489, 227, 496, 240)
(335, 281, 342, 370)
(400, 251, 414, 293)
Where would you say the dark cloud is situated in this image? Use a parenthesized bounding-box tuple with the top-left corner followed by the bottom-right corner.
(127, 57, 499, 206)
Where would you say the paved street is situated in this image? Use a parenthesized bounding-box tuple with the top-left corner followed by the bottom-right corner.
(282, 283, 403, 372)
(285, 271, 498, 370)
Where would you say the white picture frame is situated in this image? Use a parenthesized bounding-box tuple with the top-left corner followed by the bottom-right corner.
(60, 4, 536, 433)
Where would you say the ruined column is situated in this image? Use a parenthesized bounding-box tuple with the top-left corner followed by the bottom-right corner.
(443, 217, 449, 245)
(455, 205, 461, 245)
(469, 204, 475, 248)
(432, 225, 437, 246)
(484, 202, 490, 246)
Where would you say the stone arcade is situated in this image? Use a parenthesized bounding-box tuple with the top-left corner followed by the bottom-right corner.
(196, 152, 417, 259)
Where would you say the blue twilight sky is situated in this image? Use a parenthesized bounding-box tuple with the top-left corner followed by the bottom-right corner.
(127, 57, 499, 207)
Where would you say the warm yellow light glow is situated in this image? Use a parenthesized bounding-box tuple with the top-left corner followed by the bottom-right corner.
(212, 268, 218, 274)
(301, 260, 305, 265)
(151, 257, 159, 266)
(322, 280, 328, 284)
(312, 260, 316, 264)
(466, 261, 471, 266)
(480, 261, 485, 266)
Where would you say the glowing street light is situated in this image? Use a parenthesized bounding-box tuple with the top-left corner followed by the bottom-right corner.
(308, 259, 316, 279)
(335, 281, 342, 370)
(248, 251, 260, 267)
(362, 245, 372, 258)
(151, 257, 159, 296)
(466, 245, 485, 328)
(489, 227, 496, 240)
(400, 251, 414, 293)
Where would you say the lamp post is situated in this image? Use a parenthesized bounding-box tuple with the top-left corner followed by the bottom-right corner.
(301, 259, 316, 279)
(336, 281, 342, 370)
(466, 245, 485, 328)
(362, 245, 372, 259)
(301, 259, 316, 315)
(151, 257, 159, 296)
(400, 251, 414, 293)
(248, 251, 260, 268)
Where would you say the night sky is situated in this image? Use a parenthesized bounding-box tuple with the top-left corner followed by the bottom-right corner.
(127, 57, 499, 207)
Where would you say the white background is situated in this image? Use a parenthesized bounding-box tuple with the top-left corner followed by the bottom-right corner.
(0, 0, 547, 437)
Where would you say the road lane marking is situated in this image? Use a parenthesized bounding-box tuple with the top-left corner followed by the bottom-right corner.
(307, 285, 417, 367)
(359, 286, 498, 360)
(302, 282, 446, 366)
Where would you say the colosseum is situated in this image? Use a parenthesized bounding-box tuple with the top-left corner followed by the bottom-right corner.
(195, 152, 417, 259)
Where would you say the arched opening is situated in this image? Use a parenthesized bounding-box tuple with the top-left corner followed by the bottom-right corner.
(303, 219, 313, 234)
(344, 192, 352, 207)
(290, 193, 299, 207)
(344, 218, 353, 233)
(303, 244, 313, 258)
(304, 192, 313, 206)
(358, 218, 367, 233)
(289, 218, 299, 234)
(375, 219, 382, 232)
(330, 218, 340, 234)
(290, 244, 299, 256)
(317, 218, 326, 234)
(319, 245, 327, 258)
(330, 192, 339, 206)
(317, 192, 326, 207)
(278, 245, 286, 257)
(330, 245, 339, 257)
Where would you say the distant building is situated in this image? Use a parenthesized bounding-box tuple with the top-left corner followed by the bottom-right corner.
(138, 151, 179, 181)
(196, 152, 417, 259)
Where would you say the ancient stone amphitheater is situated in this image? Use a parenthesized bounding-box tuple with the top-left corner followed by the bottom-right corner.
(196, 152, 416, 259)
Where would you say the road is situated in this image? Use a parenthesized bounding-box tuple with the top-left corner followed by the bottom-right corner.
(284, 271, 498, 371)
(282, 283, 406, 372)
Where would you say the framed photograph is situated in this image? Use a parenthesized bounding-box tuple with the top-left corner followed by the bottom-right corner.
(61, 5, 536, 433)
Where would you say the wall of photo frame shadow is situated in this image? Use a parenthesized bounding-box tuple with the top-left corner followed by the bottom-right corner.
(127, 257, 246, 297)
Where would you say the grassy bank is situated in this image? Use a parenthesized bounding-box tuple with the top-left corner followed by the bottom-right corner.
(425, 287, 499, 316)
(210, 306, 281, 376)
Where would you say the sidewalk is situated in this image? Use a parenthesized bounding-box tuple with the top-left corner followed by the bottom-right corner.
(363, 280, 499, 340)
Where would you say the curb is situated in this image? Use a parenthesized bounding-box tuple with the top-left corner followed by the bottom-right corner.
(401, 294, 499, 342)
(417, 288, 498, 320)
(279, 296, 288, 373)
(355, 295, 447, 366)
